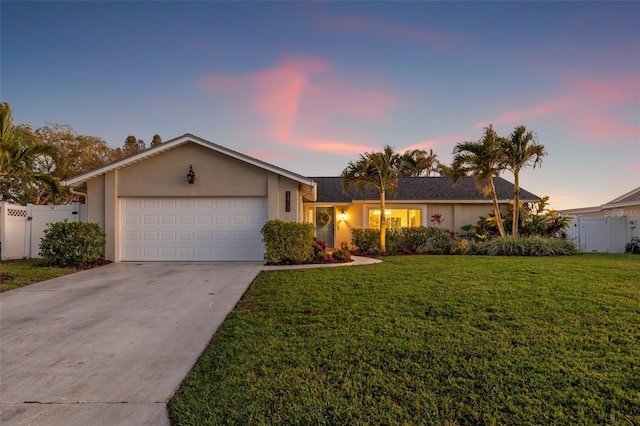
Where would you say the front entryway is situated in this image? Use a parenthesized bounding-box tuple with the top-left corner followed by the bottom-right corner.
(315, 207, 335, 247)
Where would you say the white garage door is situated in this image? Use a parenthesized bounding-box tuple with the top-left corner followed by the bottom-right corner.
(121, 197, 267, 261)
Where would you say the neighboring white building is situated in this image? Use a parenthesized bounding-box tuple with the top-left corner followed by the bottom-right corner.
(560, 187, 639, 253)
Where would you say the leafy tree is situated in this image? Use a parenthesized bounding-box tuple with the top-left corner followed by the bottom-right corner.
(342, 145, 401, 252)
(122, 135, 145, 156)
(436, 163, 454, 177)
(452, 125, 506, 237)
(151, 134, 162, 147)
(399, 148, 439, 177)
(0, 103, 62, 204)
(501, 125, 547, 236)
(16, 123, 116, 203)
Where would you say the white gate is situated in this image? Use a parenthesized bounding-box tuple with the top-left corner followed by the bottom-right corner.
(566, 216, 627, 253)
(0, 202, 86, 260)
(0, 203, 28, 260)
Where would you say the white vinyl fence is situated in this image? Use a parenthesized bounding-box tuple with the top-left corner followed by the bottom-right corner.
(566, 216, 631, 253)
(0, 202, 86, 260)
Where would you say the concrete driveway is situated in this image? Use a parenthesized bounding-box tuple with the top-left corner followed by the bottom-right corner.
(0, 262, 264, 426)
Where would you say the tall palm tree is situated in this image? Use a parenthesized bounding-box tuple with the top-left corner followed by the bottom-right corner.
(400, 149, 439, 177)
(341, 145, 401, 251)
(452, 125, 506, 237)
(501, 125, 547, 236)
(0, 103, 62, 203)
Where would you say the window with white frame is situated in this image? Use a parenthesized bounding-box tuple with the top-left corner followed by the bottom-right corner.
(368, 208, 422, 229)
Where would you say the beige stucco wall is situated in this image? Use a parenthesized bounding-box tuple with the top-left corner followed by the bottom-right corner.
(310, 201, 496, 248)
(85, 175, 105, 229)
(116, 143, 268, 197)
(87, 142, 309, 261)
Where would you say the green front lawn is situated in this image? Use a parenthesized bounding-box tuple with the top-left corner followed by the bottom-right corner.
(169, 254, 640, 425)
(0, 259, 76, 292)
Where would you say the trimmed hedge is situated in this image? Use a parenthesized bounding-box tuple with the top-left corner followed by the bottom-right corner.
(39, 220, 105, 267)
(261, 220, 315, 264)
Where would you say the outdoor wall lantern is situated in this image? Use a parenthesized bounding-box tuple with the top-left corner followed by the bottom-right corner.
(339, 209, 346, 221)
(187, 165, 196, 184)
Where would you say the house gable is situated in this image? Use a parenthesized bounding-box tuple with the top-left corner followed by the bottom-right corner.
(63, 133, 316, 192)
(115, 142, 270, 197)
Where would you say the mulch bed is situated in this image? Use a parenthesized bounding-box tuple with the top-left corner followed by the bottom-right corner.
(75, 259, 113, 270)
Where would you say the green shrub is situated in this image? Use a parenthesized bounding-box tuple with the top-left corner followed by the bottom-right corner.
(450, 238, 478, 255)
(39, 220, 105, 267)
(352, 226, 454, 254)
(331, 247, 352, 262)
(475, 236, 577, 256)
(261, 220, 315, 264)
(423, 226, 454, 253)
(351, 228, 380, 252)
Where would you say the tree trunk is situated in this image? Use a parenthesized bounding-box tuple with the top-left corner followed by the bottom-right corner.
(489, 177, 506, 237)
(380, 191, 386, 252)
(512, 172, 520, 236)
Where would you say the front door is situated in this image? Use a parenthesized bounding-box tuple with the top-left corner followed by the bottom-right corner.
(315, 207, 335, 247)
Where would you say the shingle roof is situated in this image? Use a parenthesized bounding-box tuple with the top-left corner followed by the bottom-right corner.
(310, 176, 539, 203)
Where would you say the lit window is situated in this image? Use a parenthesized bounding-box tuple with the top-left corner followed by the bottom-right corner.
(368, 209, 422, 229)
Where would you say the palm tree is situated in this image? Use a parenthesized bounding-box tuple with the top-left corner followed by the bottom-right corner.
(501, 125, 547, 236)
(400, 149, 439, 177)
(341, 145, 401, 252)
(452, 125, 506, 237)
(0, 103, 62, 203)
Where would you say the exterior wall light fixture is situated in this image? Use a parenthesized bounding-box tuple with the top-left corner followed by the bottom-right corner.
(187, 165, 196, 184)
(339, 209, 346, 221)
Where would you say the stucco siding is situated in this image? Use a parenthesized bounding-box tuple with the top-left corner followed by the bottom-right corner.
(116, 143, 269, 197)
(331, 202, 496, 248)
(449, 204, 495, 231)
(277, 176, 301, 223)
(86, 175, 105, 229)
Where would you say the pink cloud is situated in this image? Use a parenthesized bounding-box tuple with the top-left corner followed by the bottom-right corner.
(316, 14, 467, 48)
(565, 73, 639, 104)
(399, 139, 440, 153)
(198, 56, 401, 154)
(253, 66, 309, 142)
(303, 81, 397, 124)
(242, 149, 295, 163)
(473, 73, 639, 145)
(570, 112, 640, 142)
(473, 97, 569, 129)
(302, 139, 375, 156)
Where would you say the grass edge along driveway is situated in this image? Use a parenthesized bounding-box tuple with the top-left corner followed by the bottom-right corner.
(169, 254, 640, 425)
(0, 259, 76, 293)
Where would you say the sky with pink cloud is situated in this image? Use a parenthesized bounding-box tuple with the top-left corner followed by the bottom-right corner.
(2, 1, 639, 210)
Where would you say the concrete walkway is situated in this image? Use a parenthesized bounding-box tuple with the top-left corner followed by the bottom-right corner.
(0, 262, 263, 426)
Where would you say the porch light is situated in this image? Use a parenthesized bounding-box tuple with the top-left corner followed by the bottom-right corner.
(187, 165, 195, 184)
(339, 209, 346, 220)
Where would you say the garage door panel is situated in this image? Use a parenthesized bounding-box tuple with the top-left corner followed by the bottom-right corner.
(121, 197, 266, 261)
(161, 199, 176, 208)
(143, 232, 158, 241)
(180, 199, 194, 208)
